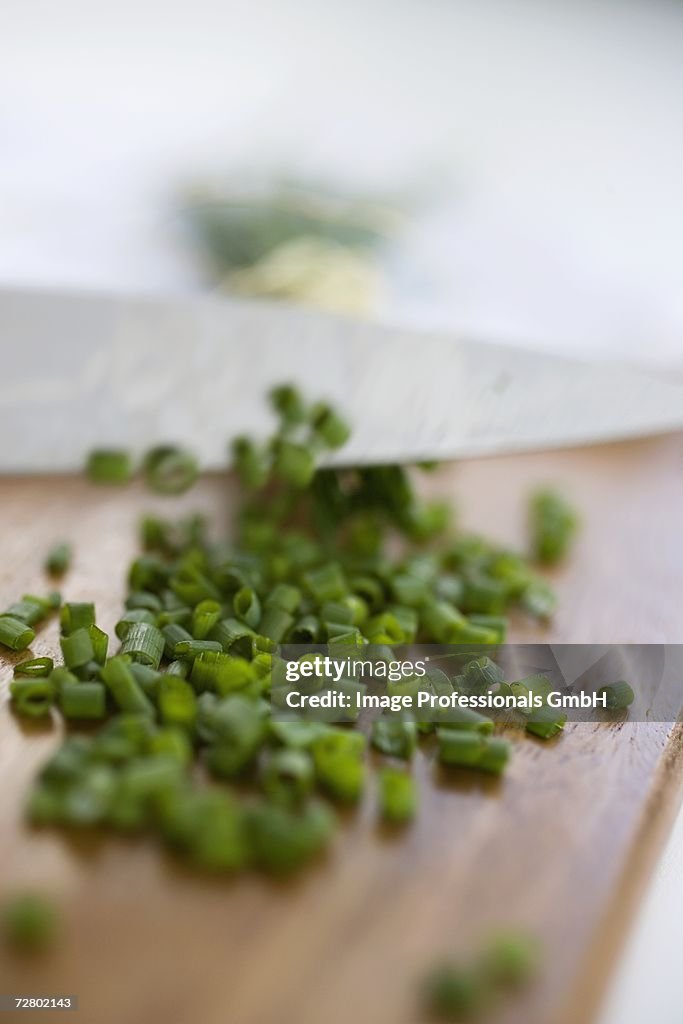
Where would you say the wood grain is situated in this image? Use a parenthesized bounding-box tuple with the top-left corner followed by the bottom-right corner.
(1, 435, 683, 1024)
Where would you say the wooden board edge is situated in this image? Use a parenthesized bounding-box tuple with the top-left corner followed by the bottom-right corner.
(555, 721, 683, 1024)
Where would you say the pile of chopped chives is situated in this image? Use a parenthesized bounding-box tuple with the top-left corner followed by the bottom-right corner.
(1, 386, 583, 879)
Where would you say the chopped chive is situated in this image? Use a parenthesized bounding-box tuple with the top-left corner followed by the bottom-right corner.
(60, 601, 96, 635)
(598, 680, 635, 710)
(437, 731, 510, 775)
(4, 599, 47, 626)
(233, 586, 261, 629)
(2, 893, 58, 953)
(247, 799, 334, 875)
(161, 622, 193, 660)
(9, 679, 56, 718)
(258, 606, 294, 643)
(302, 563, 347, 603)
(379, 767, 417, 824)
(48, 667, 79, 692)
(88, 624, 109, 664)
(261, 749, 315, 806)
(45, 541, 72, 577)
(312, 731, 366, 802)
(371, 715, 417, 759)
(480, 931, 539, 988)
(173, 639, 223, 659)
(143, 445, 198, 495)
(272, 440, 315, 488)
(14, 657, 54, 679)
(231, 436, 270, 489)
(140, 515, 176, 553)
(86, 448, 132, 484)
(525, 704, 567, 740)
(436, 705, 494, 733)
(270, 384, 307, 425)
(125, 590, 163, 613)
(101, 656, 155, 715)
(0, 616, 35, 651)
(59, 628, 94, 669)
(120, 622, 165, 669)
(191, 599, 222, 640)
(115, 608, 157, 640)
(265, 583, 302, 615)
(310, 402, 350, 449)
(422, 963, 486, 1019)
(60, 682, 107, 720)
(529, 488, 578, 564)
(158, 676, 198, 729)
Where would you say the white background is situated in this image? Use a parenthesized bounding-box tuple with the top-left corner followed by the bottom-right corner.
(2, 2, 683, 1020)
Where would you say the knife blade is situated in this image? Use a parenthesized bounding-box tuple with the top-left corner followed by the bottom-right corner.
(1, 286, 682, 472)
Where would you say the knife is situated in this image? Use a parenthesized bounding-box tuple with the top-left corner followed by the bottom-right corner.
(1, 286, 682, 472)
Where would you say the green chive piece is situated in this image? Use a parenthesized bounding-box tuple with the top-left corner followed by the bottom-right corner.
(126, 589, 163, 612)
(13, 657, 54, 679)
(88, 624, 109, 664)
(466, 617, 507, 644)
(422, 963, 486, 1019)
(140, 514, 171, 552)
(4, 599, 47, 626)
(529, 488, 578, 564)
(270, 383, 307, 425)
(0, 615, 35, 651)
(2, 893, 58, 953)
(261, 749, 315, 806)
(48, 667, 79, 693)
(302, 563, 347, 603)
(160, 789, 250, 872)
(271, 439, 315, 488)
(231, 436, 270, 489)
(520, 578, 557, 620)
(129, 663, 163, 700)
(480, 931, 539, 988)
(233, 586, 261, 629)
(190, 599, 222, 640)
(247, 799, 335, 875)
(437, 731, 510, 775)
(44, 541, 72, 577)
(115, 609, 156, 640)
(311, 730, 366, 802)
(60, 682, 107, 720)
(143, 445, 199, 495)
(258, 605, 294, 642)
(265, 583, 302, 615)
(59, 628, 94, 670)
(525, 705, 567, 740)
(461, 656, 504, 692)
(86, 448, 132, 484)
(310, 402, 351, 449)
(173, 639, 223, 659)
(9, 679, 55, 718)
(60, 601, 96, 635)
(290, 614, 319, 643)
(598, 680, 635, 710)
(158, 676, 198, 729)
(191, 652, 254, 696)
(379, 767, 417, 824)
(120, 622, 165, 669)
(436, 705, 495, 733)
(371, 715, 417, 759)
(101, 656, 155, 715)
(161, 622, 193, 660)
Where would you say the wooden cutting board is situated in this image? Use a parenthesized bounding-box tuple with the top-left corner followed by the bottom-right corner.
(1, 435, 682, 1024)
